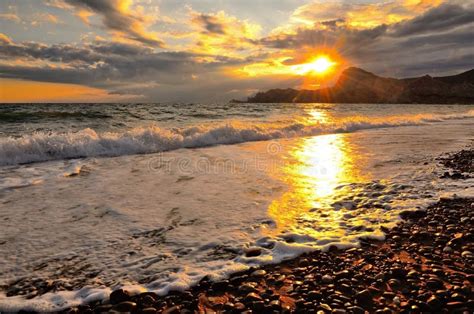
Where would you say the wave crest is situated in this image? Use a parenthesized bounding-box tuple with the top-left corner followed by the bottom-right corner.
(1, 111, 473, 166)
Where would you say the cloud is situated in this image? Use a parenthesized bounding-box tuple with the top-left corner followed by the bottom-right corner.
(392, 3, 474, 36)
(89, 41, 154, 56)
(0, 33, 12, 44)
(192, 13, 226, 35)
(45, 0, 73, 10)
(256, 0, 434, 51)
(259, 24, 388, 50)
(60, 0, 165, 47)
(0, 13, 21, 23)
(41, 13, 61, 24)
(30, 13, 62, 26)
(0, 41, 102, 65)
(188, 10, 262, 56)
(259, 2, 473, 53)
(0, 37, 244, 87)
(290, 0, 443, 29)
(0, 8, 61, 27)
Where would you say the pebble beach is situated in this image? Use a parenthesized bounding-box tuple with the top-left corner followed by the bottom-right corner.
(53, 147, 474, 314)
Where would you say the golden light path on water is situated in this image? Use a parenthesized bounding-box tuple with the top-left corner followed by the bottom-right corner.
(262, 108, 378, 243)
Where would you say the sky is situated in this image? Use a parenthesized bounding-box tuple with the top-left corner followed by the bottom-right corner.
(0, 0, 473, 103)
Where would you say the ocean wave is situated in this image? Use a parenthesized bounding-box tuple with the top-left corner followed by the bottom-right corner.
(0, 111, 111, 122)
(0, 110, 473, 166)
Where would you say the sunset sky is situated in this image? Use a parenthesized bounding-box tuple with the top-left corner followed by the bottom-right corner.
(0, 0, 473, 102)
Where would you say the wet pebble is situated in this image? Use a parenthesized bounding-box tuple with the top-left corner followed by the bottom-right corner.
(244, 247, 262, 257)
(251, 269, 266, 277)
(109, 289, 131, 305)
(321, 274, 334, 284)
(111, 301, 137, 312)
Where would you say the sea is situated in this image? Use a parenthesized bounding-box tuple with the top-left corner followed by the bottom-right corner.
(0, 103, 473, 311)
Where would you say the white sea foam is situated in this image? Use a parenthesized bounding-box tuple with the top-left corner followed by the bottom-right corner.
(0, 288, 111, 313)
(0, 110, 473, 166)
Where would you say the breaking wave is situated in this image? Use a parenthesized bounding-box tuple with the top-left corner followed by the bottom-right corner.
(1, 111, 473, 166)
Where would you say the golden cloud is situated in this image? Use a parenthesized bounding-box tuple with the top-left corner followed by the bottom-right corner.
(188, 10, 262, 56)
(0, 33, 13, 44)
(57, 0, 165, 47)
(0, 13, 21, 23)
(291, 0, 444, 29)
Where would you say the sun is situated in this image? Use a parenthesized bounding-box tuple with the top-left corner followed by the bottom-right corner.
(292, 56, 336, 75)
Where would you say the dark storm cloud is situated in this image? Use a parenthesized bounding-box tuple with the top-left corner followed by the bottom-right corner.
(63, 0, 165, 47)
(392, 3, 474, 37)
(192, 13, 226, 35)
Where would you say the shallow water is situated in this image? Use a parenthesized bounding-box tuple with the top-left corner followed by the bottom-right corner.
(0, 103, 473, 311)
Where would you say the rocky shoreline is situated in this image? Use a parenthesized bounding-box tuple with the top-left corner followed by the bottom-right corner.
(22, 148, 474, 313)
(439, 148, 474, 179)
(64, 197, 473, 314)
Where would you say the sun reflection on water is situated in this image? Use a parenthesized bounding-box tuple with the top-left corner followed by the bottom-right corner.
(298, 106, 331, 125)
(265, 132, 370, 240)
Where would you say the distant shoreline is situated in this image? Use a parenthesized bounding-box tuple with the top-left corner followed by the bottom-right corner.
(235, 67, 474, 104)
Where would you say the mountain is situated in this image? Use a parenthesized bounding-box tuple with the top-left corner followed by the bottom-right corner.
(241, 68, 474, 104)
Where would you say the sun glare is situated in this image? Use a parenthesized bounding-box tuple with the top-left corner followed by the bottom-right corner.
(292, 56, 336, 76)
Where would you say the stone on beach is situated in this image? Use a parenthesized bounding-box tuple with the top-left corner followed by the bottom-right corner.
(109, 289, 131, 305)
(244, 247, 262, 257)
